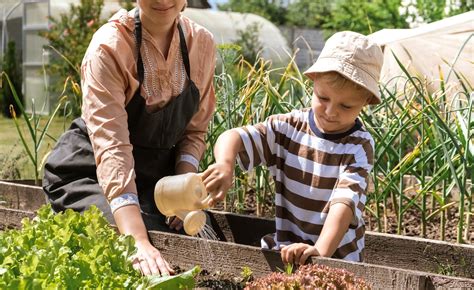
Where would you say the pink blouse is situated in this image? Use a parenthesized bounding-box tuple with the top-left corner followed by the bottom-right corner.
(81, 9, 216, 201)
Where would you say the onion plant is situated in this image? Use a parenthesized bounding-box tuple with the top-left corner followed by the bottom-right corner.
(1, 72, 69, 185)
(207, 44, 473, 244)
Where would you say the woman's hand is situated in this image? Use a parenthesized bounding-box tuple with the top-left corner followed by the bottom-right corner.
(132, 239, 175, 276)
(201, 162, 233, 206)
(166, 216, 183, 231)
(280, 243, 320, 265)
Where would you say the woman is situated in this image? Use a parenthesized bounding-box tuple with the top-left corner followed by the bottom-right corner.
(43, 0, 216, 276)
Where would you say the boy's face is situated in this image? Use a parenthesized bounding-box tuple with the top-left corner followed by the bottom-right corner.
(311, 80, 369, 134)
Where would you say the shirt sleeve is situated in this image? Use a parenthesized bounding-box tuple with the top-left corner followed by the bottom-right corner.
(329, 139, 374, 226)
(175, 33, 216, 168)
(81, 46, 138, 201)
(236, 115, 279, 172)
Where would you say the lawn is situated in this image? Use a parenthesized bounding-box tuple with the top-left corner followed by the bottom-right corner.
(0, 115, 71, 180)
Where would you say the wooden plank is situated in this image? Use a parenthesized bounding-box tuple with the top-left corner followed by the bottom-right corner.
(0, 207, 35, 231)
(0, 181, 45, 211)
(208, 210, 474, 279)
(147, 230, 474, 289)
(365, 231, 474, 279)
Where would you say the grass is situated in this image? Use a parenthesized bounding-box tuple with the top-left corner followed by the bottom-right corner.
(0, 115, 71, 180)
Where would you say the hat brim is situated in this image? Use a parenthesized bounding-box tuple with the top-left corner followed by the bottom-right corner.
(304, 58, 382, 105)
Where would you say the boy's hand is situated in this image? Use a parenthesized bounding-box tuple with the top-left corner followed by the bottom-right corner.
(201, 163, 233, 206)
(280, 243, 320, 265)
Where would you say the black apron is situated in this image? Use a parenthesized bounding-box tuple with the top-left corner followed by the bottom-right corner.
(43, 9, 200, 233)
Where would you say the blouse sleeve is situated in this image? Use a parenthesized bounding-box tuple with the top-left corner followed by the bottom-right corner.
(81, 46, 138, 201)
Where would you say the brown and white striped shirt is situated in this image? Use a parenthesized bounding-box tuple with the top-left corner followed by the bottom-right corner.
(236, 108, 374, 262)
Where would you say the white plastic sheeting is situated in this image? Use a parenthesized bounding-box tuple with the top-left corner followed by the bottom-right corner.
(369, 11, 473, 97)
(183, 9, 290, 62)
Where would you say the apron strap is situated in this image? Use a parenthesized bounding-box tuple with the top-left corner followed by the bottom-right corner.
(134, 8, 145, 86)
(177, 23, 191, 80)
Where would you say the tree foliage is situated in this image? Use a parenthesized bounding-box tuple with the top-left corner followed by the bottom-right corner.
(218, 0, 473, 34)
(323, 0, 409, 36)
(218, 0, 287, 25)
(235, 22, 264, 64)
(410, 0, 474, 23)
(1, 41, 22, 118)
(286, 0, 331, 28)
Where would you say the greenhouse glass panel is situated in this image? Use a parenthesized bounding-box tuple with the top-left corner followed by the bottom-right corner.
(25, 2, 49, 26)
(24, 31, 48, 64)
(24, 67, 50, 114)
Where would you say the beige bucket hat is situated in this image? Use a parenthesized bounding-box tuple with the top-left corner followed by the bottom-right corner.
(304, 31, 384, 104)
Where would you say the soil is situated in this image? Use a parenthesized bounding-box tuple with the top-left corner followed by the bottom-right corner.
(175, 266, 245, 289)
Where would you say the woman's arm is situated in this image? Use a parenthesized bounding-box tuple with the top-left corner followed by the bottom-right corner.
(114, 205, 174, 276)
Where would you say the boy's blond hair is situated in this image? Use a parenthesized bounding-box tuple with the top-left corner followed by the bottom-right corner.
(315, 71, 373, 100)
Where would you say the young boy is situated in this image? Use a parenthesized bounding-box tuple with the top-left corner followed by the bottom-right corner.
(202, 31, 383, 264)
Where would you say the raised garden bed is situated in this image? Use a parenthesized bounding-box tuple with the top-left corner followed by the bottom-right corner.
(1, 180, 473, 289)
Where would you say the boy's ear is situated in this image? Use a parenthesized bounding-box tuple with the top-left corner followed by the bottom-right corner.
(365, 94, 374, 105)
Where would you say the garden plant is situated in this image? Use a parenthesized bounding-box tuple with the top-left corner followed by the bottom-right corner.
(205, 43, 473, 244)
(0, 204, 200, 289)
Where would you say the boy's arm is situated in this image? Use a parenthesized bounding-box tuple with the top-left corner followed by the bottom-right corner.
(281, 203, 353, 265)
(315, 203, 353, 257)
(202, 129, 244, 204)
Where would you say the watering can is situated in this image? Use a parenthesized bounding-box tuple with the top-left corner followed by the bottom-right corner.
(154, 173, 213, 236)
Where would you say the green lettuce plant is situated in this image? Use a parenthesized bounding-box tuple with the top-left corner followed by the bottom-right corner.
(0, 204, 200, 289)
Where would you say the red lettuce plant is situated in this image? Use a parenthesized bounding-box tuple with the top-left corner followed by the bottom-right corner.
(245, 264, 370, 290)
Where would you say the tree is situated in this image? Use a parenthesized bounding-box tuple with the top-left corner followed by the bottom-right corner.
(323, 0, 409, 36)
(405, 0, 474, 24)
(235, 22, 264, 64)
(40, 0, 106, 117)
(1, 41, 22, 118)
(286, 0, 331, 28)
(218, 0, 287, 25)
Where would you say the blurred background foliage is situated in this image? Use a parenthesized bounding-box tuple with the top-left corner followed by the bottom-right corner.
(219, 0, 473, 34)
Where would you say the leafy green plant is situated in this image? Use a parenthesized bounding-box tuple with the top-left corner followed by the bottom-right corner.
(40, 0, 106, 117)
(0, 204, 200, 288)
(1, 41, 22, 118)
(240, 266, 254, 283)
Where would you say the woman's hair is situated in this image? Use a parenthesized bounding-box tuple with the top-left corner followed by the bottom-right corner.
(182, 0, 187, 12)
